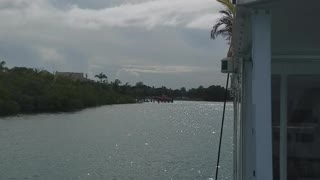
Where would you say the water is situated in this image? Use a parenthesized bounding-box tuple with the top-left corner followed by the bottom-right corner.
(0, 101, 233, 180)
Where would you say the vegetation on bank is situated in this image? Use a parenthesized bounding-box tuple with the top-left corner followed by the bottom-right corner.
(0, 61, 231, 117)
(0, 62, 135, 116)
(123, 83, 232, 102)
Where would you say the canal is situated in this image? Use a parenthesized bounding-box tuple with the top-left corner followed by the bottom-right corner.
(0, 101, 233, 180)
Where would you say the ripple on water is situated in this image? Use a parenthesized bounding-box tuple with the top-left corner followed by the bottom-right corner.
(0, 101, 233, 180)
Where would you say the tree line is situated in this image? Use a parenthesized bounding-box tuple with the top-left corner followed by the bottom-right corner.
(111, 80, 232, 102)
(93, 73, 232, 102)
(0, 62, 135, 116)
(0, 62, 231, 116)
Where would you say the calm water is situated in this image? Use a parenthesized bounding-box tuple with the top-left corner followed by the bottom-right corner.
(0, 101, 233, 180)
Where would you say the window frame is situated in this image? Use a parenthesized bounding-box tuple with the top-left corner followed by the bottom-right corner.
(272, 59, 320, 180)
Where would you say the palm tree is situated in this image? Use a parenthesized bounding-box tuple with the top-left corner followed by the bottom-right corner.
(113, 79, 122, 86)
(0, 61, 7, 72)
(111, 79, 122, 90)
(111, 79, 122, 91)
(95, 72, 108, 83)
(121, 82, 131, 93)
(211, 0, 235, 43)
(211, 3, 235, 180)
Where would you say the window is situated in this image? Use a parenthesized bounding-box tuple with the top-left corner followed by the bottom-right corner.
(272, 75, 281, 180)
(287, 76, 320, 180)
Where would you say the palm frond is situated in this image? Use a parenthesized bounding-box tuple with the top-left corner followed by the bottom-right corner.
(211, 0, 234, 42)
(211, 10, 233, 40)
(217, 0, 235, 14)
(219, 9, 233, 18)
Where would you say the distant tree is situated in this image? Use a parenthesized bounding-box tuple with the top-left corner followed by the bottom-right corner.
(114, 79, 122, 86)
(120, 82, 131, 94)
(180, 87, 187, 96)
(111, 79, 122, 90)
(135, 81, 144, 88)
(0, 61, 8, 72)
(0, 66, 136, 116)
(0, 62, 232, 117)
(95, 73, 108, 83)
(2, 100, 20, 115)
(180, 87, 186, 92)
(0, 61, 5, 69)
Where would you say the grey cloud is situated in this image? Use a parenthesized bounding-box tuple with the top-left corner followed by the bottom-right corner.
(0, 0, 228, 88)
(49, 0, 150, 9)
(64, 0, 221, 30)
(0, 41, 40, 68)
(120, 65, 207, 74)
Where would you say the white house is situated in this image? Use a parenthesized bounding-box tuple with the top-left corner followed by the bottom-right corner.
(56, 72, 88, 82)
(224, 0, 320, 180)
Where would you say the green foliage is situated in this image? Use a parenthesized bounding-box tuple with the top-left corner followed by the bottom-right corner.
(122, 83, 232, 102)
(0, 61, 6, 72)
(0, 61, 231, 116)
(217, 0, 235, 14)
(211, 0, 234, 42)
(0, 64, 135, 116)
(111, 79, 122, 91)
(95, 72, 108, 83)
(1, 100, 21, 115)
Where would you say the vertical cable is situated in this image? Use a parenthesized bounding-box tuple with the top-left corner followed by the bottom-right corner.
(215, 73, 230, 180)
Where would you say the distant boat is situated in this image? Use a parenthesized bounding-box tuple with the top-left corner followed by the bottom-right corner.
(153, 95, 173, 103)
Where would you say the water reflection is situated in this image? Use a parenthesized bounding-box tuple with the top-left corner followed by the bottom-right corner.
(0, 101, 233, 180)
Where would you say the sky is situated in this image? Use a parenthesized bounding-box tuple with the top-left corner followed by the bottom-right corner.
(0, 0, 229, 89)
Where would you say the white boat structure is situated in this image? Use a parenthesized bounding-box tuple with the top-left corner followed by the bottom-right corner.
(222, 0, 320, 180)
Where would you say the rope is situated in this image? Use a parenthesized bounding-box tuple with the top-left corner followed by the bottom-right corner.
(215, 73, 230, 180)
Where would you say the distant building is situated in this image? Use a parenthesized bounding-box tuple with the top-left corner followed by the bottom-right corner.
(56, 72, 88, 82)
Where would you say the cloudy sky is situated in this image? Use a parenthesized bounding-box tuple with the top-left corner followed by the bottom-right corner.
(0, 0, 228, 89)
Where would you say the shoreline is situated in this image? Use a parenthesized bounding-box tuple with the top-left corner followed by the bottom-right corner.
(0, 101, 137, 118)
(0, 100, 234, 118)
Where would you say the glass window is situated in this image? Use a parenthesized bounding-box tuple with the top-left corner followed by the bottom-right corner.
(272, 75, 281, 180)
(287, 76, 320, 180)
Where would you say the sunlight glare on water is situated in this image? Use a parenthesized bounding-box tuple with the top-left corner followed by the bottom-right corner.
(0, 101, 233, 180)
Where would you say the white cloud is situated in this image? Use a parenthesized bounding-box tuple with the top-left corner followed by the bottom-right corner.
(186, 13, 220, 30)
(121, 65, 207, 74)
(0, 0, 228, 88)
(66, 0, 221, 30)
(34, 47, 66, 71)
(116, 68, 140, 83)
(36, 47, 64, 62)
(0, 0, 221, 30)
